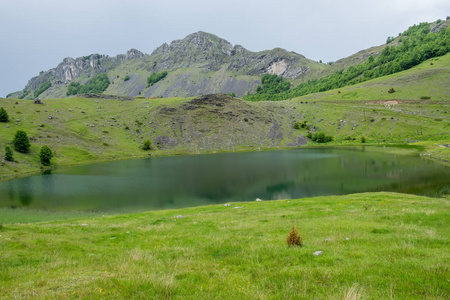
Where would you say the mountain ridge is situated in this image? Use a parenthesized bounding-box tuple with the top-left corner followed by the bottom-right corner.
(7, 18, 449, 100)
(9, 31, 324, 99)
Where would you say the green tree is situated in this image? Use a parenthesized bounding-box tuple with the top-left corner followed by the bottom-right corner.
(124, 75, 130, 81)
(0, 107, 9, 122)
(39, 145, 53, 166)
(4, 146, 14, 161)
(142, 140, 152, 150)
(13, 130, 31, 153)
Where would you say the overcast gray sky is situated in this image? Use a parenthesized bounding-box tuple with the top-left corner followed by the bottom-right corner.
(1, 0, 449, 97)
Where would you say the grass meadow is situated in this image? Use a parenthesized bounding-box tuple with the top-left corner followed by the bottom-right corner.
(0, 192, 448, 299)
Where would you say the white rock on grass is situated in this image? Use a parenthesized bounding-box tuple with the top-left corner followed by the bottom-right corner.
(232, 206, 243, 209)
(256, 198, 262, 202)
(224, 204, 231, 207)
(313, 251, 323, 256)
(176, 215, 184, 218)
(345, 237, 350, 241)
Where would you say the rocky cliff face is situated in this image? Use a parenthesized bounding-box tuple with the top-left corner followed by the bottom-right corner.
(10, 32, 324, 99)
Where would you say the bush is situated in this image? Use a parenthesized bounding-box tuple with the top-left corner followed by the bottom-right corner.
(286, 226, 302, 247)
(361, 136, 366, 143)
(142, 140, 152, 150)
(0, 107, 9, 122)
(13, 130, 31, 153)
(39, 145, 53, 166)
(388, 88, 395, 94)
(124, 75, 130, 81)
(311, 132, 333, 143)
(4, 146, 14, 161)
(293, 120, 308, 130)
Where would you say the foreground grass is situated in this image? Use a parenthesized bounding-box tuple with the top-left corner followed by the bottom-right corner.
(1, 192, 448, 299)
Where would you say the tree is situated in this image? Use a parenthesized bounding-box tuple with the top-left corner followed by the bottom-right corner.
(13, 130, 31, 153)
(286, 226, 302, 247)
(0, 107, 9, 122)
(142, 140, 152, 150)
(4, 146, 14, 161)
(39, 145, 53, 166)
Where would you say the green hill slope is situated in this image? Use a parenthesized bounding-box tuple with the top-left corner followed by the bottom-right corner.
(1, 91, 448, 180)
(299, 52, 450, 101)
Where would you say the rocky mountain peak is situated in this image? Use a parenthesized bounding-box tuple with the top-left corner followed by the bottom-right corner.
(126, 48, 145, 59)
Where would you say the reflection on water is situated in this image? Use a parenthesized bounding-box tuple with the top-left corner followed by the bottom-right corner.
(0, 147, 448, 212)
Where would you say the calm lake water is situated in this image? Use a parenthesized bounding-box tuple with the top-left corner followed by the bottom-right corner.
(0, 147, 449, 212)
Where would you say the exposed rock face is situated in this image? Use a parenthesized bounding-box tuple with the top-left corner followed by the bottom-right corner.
(12, 31, 323, 99)
(148, 94, 305, 151)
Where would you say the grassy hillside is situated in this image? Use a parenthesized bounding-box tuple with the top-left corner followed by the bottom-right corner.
(298, 53, 450, 101)
(0, 192, 448, 299)
(0, 91, 449, 180)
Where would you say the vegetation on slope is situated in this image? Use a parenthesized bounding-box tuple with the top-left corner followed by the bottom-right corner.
(0, 192, 448, 298)
(34, 82, 51, 98)
(245, 22, 450, 101)
(67, 73, 111, 96)
(147, 71, 168, 87)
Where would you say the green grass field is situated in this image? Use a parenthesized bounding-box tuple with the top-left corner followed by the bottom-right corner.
(0, 192, 448, 299)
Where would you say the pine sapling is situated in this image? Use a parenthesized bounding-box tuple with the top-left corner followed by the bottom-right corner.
(287, 226, 303, 247)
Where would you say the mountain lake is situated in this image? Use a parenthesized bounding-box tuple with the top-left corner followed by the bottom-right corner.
(0, 147, 449, 213)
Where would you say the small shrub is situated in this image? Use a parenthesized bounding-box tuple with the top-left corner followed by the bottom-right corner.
(124, 125, 130, 130)
(124, 75, 130, 81)
(420, 96, 431, 100)
(370, 118, 375, 122)
(361, 136, 366, 143)
(142, 140, 152, 150)
(13, 130, 31, 153)
(286, 226, 302, 247)
(388, 88, 395, 94)
(103, 143, 109, 146)
(39, 124, 45, 127)
(293, 120, 308, 130)
(306, 132, 312, 139)
(102, 130, 109, 134)
(39, 145, 53, 166)
(0, 107, 9, 122)
(4, 146, 14, 161)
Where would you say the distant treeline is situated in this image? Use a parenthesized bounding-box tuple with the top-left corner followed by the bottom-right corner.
(67, 73, 111, 96)
(244, 23, 450, 101)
